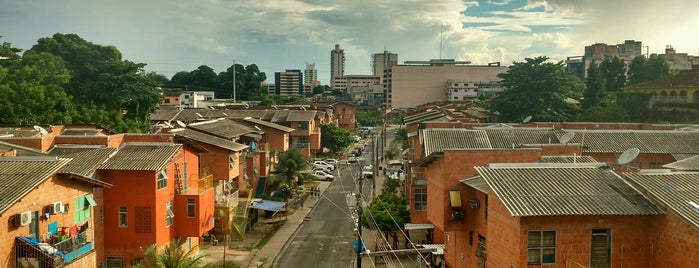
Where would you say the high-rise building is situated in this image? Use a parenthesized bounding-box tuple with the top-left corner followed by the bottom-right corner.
(330, 44, 345, 89)
(372, 50, 398, 79)
(578, 40, 643, 79)
(274, 69, 304, 96)
(304, 63, 318, 84)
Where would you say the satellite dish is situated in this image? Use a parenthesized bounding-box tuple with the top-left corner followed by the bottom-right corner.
(559, 132, 575, 144)
(617, 147, 640, 165)
(195, 112, 203, 118)
(522, 115, 532, 124)
(176, 120, 186, 127)
(33, 125, 49, 135)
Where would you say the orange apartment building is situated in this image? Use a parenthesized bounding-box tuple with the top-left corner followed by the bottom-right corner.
(97, 143, 215, 267)
(402, 120, 699, 267)
(1, 156, 111, 268)
(311, 101, 358, 131)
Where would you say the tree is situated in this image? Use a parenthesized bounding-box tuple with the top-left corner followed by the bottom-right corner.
(0, 50, 76, 124)
(0, 37, 22, 67)
(363, 192, 410, 234)
(628, 55, 669, 85)
(218, 63, 268, 100)
(489, 56, 577, 122)
(268, 149, 309, 194)
(356, 110, 383, 127)
(575, 104, 630, 122)
(136, 238, 207, 268)
(320, 123, 353, 153)
(582, 61, 606, 109)
(599, 57, 626, 92)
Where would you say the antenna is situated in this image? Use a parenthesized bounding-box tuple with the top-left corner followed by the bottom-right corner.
(176, 120, 186, 128)
(439, 24, 444, 59)
(559, 132, 575, 144)
(617, 147, 640, 165)
(522, 115, 532, 124)
(33, 125, 48, 135)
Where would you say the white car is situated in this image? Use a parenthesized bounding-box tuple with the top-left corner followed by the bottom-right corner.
(310, 170, 334, 181)
(313, 161, 334, 170)
(312, 166, 332, 174)
(348, 156, 358, 163)
(324, 158, 340, 166)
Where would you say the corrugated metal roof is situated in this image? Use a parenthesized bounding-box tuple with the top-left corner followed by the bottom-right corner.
(0, 157, 71, 214)
(404, 110, 447, 125)
(460, 176, 488, 194)
(539, 155, 598, 163)
(150, 108, 182, 121)
(47, 146, 117, 177)
(483, 128, 560, 148)
(626, 171, 699, 229)
(0, 140, 44, 156)
(421, 129, 491, 156)
(99, 143, 181, 171)
(0, 128, 40, 138)
(562, 129, 699, 154)
(59, 129, 103, 136)
(663, 155, 699, 171)
(475, 163, 664, 217)
(243, 118, 294, 132)
(188, 119, 258, 140)
(172, 129, 248, 151)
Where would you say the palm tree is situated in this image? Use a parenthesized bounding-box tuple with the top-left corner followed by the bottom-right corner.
(136, 238, 208, 268)
(268, 148, 309, 192)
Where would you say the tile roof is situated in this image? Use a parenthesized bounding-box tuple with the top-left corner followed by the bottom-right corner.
(0, 157, 71, 214)
(171, 129, 248, 151)
(242, 118, 294, 132)
(475, 163, 664, 217)
(625, 68, 699, 88)
(663, 155, 699, 171)
(188, 119, 260, 140)
(47, 146, 117, 177)
(562, 129, 699, 154)
(99, 143, 181, 171)
(626, 171, 699, 229)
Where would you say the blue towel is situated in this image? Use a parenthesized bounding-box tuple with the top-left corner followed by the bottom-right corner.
(49, 221, 58, 235)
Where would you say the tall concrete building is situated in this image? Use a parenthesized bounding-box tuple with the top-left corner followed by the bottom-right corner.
(384, 59, 507, 109)
(372, 50, 398, 79)
(274, 69, 304, 96)
(330, 44, 345, 89)
(304, 63, 318, 85)
(578, 40, 643, 79)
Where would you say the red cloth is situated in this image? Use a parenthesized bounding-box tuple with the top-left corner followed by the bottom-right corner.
(69, 225, 78, 237)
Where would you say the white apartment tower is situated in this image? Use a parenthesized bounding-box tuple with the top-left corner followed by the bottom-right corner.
(330, 44, 345, 89)
(304, 63, 318, 84)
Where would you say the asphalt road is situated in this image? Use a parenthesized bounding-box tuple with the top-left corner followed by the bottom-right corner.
(274, 163, 361, 267)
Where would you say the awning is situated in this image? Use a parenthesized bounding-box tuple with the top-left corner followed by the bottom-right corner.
(250, 200, 286, 212)
(404, 223, 435, 230)
(417, 244, 445, 255)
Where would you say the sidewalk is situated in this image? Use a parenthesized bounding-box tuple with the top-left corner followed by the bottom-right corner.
(203, 180, 331, 268)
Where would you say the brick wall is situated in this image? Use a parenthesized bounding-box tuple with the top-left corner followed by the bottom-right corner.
(650, 211, 699, 267)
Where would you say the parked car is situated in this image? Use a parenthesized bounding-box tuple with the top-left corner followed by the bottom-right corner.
(313, 161, 334, 170)
(312, 166, 332, 174)
(310, 170, 334, 181)
(324, 158, 340, 166)
(348, 156, 358, 163)
(354, 135, 361, 142)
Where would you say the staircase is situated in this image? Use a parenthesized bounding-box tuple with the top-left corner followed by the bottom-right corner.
(231, 189, 254, 240)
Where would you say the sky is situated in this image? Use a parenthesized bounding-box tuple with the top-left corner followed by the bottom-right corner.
(2, 0, 698, 85)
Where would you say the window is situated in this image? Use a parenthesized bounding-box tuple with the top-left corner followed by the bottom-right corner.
(414, 189, 427, 210)
(298, 122, 308, 130)
(166, 200, 174, 227)
(100, 207, 104, 224)
(73, 195, 92, 224)
(649, 162, 663, 169)
(229, 154, 236, 169)
(118, 207, 128, 228)
(135, 207, 152, 233)
(299, 136, 309, 144)
(157, 170, 168, 189)
(527, 230, 556, 265)
(187, 199, 196, 218)
(164, 99, 171, 104)
(106, 257, 124, 268)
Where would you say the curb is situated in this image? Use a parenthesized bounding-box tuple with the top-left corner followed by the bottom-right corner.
(263, 182, 329, 268)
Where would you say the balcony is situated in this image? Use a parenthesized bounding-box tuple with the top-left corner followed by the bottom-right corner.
(15, 228, 94, 267)
(177, 174, 213, 195)
(175, 174, 215, 238)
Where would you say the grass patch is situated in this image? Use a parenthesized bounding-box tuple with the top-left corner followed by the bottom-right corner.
(255, 222, 284, 249)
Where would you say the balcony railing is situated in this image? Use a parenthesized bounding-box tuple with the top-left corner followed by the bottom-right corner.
(15, 228, 94, 267)
(177, 174, 214, 195)
(294, 143, 309, 148)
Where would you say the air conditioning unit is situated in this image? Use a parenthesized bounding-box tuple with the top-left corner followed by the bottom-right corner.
(50, 201, 64, 214)
(14, 211, 32, 227)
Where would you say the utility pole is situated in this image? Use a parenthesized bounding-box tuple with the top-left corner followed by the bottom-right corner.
(356, 174, 363, 268)
(373, 133, 378, 198)
(233, 61, 237, 103)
